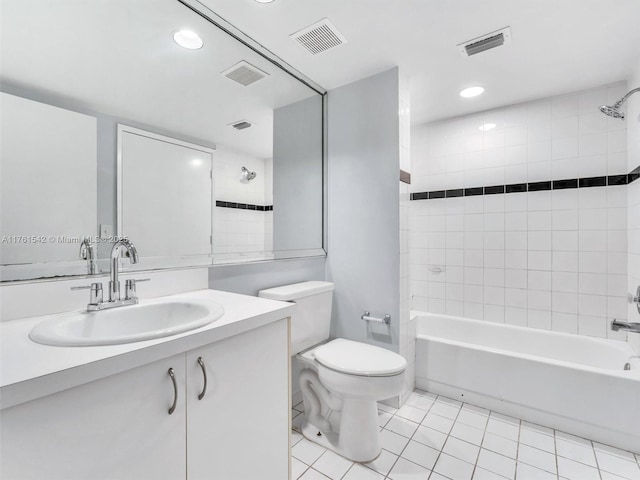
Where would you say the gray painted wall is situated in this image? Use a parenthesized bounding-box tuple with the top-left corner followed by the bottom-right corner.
(273, 95, 324, 251)
(326, 68, 401, 352)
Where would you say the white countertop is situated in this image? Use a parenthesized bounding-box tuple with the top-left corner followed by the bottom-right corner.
(0, 289, 295, 409)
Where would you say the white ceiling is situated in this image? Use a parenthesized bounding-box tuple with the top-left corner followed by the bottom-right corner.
(201, 0, 640, 125)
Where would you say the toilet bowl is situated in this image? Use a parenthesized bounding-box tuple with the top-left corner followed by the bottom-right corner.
(297, 339, 406, 462)
(257, 281, 407, 462)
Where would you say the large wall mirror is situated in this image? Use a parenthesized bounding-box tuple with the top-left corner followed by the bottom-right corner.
(0, 0, 325, 281)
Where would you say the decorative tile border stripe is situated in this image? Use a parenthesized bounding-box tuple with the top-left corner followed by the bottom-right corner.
(411, 167, 640, 201)
(215, 200, 273, 211)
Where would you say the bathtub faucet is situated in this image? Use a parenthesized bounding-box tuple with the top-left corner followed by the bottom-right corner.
(611, 319, 640, 334)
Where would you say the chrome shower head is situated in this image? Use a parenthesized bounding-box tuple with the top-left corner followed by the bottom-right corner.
(240, 166, 256, 183)
(599, 104, 625, 119)
(599, 86, 640, 120)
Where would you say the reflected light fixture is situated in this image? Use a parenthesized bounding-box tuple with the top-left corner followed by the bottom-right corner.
(173, 30, 204, 50)
(479, 123, 496, 131)
(190, 158, 203, 167)
(460, 86, 485, 98)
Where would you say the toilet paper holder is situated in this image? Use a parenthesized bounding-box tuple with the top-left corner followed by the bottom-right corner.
(361, 311, 391, 326)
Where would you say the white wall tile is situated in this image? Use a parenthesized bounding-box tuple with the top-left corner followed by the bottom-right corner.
(578, 315, 607, 338)
(505, 269, 527, 289)
(410, 82, 630, 342)
(528, 271, 551, 291)
(528, 231, 551, 250)
(580, 137, 608, 159)
(552, 272, 578, 293)
(505, 250, 527, 269)
(552, 312, 578, 334)
(528, 309, 552, 330)
(552, 190, 578, 210)
(505, 306, 528, 326)
(553, 251, 579, 272)
(552, 292, 578, 314)
(552, 94, 578, 119)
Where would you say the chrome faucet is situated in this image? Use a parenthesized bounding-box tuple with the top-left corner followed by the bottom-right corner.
(611, 319, 640, 334)
(71, 238, 149, 311)
(79, 237, 96, 275)
(109, 238, 139, 302)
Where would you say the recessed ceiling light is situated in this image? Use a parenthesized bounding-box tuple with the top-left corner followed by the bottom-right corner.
(254, 0, 275, 3)
(173, 30, 203, 50)
(479, 123, 496, 131)
(460, 86, 485, 98)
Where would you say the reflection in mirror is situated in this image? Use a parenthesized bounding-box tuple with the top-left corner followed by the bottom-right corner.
(118, 125, 214, 266)
(0, 0, 325, 282)
(0, 93, 98, 279)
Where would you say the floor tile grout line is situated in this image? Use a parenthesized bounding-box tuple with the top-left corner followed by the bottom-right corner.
(338, 460, 354, 480)
(553, 426, 559, 480)
(591, 438, 604, 480)
(293, 390, 640, 480)
(426, 395, 467, 480)
(359, 392, 435, 479)
(513, 417, 522, 480)
(388, 394, 442, 479)
(472, 403, 513, 480)
(390, 393, 439, 478)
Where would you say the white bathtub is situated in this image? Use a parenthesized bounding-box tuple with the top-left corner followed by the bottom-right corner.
(414, 312, 640, 453)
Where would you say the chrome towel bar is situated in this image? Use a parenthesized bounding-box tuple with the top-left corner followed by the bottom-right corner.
(361, 311, 391, 326)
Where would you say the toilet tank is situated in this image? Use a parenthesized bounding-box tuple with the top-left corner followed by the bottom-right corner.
(258, 281, 334, 354)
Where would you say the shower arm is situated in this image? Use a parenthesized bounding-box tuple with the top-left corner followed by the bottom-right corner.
(614, 87, 640, 108)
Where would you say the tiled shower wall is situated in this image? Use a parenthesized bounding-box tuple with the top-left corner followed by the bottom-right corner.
(213, 148, 273, 258)
(627, 65, 640, 354)
(410, 82, 633, 341)
(398, 74, 414, 403)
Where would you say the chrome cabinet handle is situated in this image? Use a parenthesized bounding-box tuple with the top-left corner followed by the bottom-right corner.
(168, 368, 178, 415)
(197, 357, 207, 400)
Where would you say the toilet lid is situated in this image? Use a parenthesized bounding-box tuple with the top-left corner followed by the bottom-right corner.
(313, 339, 407, 377)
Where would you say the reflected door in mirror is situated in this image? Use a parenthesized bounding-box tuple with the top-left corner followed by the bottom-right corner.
(118, 126, 213, 259)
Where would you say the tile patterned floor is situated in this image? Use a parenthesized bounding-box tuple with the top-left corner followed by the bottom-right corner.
(291, 389, 640, 480)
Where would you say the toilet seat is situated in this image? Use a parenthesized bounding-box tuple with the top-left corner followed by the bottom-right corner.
(313, 338, 407, 377)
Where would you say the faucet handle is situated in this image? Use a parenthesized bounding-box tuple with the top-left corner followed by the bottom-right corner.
(125, 278, 150, 300)
(71, 282, 103, 305)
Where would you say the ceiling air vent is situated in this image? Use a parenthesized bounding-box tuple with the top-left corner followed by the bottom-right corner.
(221, 61, 269, 86)
(458, 27, 512, 57)
(290, 18, 346, 55)
(229, 120, 253, 131)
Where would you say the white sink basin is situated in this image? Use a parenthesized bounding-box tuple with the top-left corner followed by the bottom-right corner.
(29, 300, 224, 347)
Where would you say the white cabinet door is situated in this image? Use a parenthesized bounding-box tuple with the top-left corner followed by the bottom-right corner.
(1, 354, 186, 480)
(186, 319, 290, 480)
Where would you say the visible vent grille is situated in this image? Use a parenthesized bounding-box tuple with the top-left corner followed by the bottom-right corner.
(290, 18, 346, 55)
(229, 120, 252, 131)
(221, 61, 269, 86)
(458, 27, 512, 57)
(465, 33, 504, 55)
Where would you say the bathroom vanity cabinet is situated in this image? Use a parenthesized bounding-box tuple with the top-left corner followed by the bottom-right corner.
(186, 318, 289, 479)
(0, 319, 289, 480)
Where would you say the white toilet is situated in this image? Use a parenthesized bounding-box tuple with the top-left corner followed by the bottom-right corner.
(258, 281, 407, 462)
